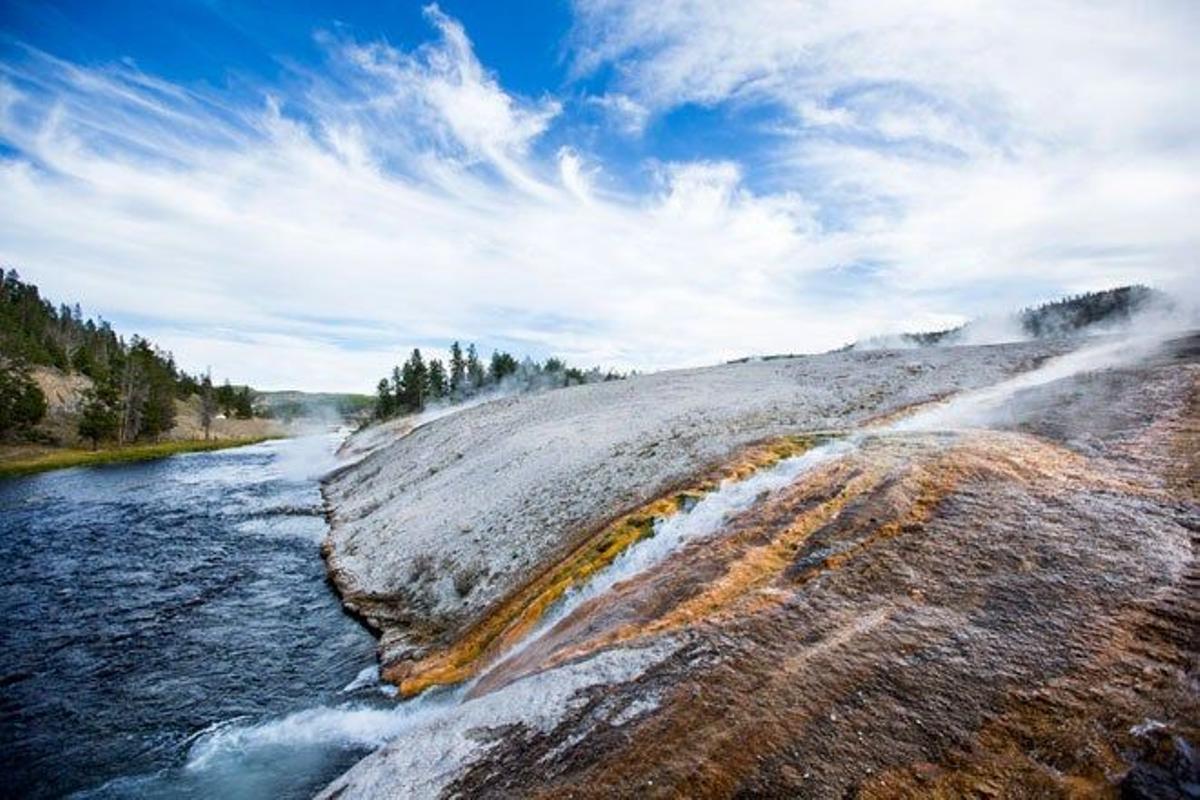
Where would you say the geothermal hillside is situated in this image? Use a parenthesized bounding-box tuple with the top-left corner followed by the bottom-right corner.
(320, 334, 1197, 798)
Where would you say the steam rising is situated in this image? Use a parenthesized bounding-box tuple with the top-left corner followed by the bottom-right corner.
(891, 319, 1193, 434)
(273, 431, 346, 482)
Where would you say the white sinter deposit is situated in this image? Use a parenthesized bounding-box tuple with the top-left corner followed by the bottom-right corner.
(320, 339, 1073, 669)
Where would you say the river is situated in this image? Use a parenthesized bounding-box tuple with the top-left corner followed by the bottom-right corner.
(1, 431, 862, 798)
(0, 435, 388, 799)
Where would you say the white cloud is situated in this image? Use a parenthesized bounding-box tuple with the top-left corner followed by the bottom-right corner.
(587, 92, 650, 135)
(556, 147, 594, 202)
(0, 9, 876, 390)
(571, 0, 1198, 147)
(335, 4, 561, 189)
(0, 3, 1196, 391)
(572, 0, 1200, 298)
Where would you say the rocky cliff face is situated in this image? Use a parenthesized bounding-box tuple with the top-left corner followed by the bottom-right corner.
(26, 366, 283, 446)
(319, 335, 1197, 798)
(30, 366, 94, 442)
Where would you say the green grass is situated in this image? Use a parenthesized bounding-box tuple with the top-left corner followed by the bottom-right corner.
(0, 437, 277, 479)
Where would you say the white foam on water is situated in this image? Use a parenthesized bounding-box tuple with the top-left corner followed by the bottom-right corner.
(185, 643, 674, 799)
(70, 768, 170, 799)
(185, 693, 457, 772)
(340, 665, 379, 693)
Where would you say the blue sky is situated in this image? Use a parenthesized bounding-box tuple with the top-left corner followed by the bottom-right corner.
(1, 1, 1197, 390)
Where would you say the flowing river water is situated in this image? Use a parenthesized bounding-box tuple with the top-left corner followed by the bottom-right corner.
(0, 435, 388, 799)
(0, 428, 862, 799)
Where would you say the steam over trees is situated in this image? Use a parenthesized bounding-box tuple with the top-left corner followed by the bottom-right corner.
(428, 359, 447, 399)
(0, 269, 257, 446)
(465, 344, 484, 391)
(489, 351, 518, 383)
(866, 285, 1165, 350)
(373, 342, 623, 420)
(1018, 285, 1158, 338)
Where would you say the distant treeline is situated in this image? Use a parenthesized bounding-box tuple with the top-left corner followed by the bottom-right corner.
(0, 269, 254, 446)
(1019, 285, 1158, 338)
(877, 285, 1162, 349)
(375, 343, 622, 419)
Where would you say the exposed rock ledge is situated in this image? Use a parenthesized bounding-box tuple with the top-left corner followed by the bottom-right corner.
(320, 340, 1069, 674)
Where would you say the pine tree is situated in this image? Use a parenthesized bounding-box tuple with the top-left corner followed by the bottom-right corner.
(140, 375, 177, 439)
(233, 386, 254, 419)
(428, 358, 448, 400)
(391, 365, 403, 407)
(77, 383, 119, 449)
(465, 343, 484, 392)
(448, 341, 466, 397)
(133, 339, 176, 439)
(375, 378, 394, 419)
(176, 371, 199, 398)
(216, 379, 236, 416)
(0, 362, 47, 440)
(488, 350, 518, 384)
(117, 344, 147, 445)
(401, 348, 428, 412)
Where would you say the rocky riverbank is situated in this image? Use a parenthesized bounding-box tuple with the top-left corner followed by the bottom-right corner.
(319, 334, 1197, 798)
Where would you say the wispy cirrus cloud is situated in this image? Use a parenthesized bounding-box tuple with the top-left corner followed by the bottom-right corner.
(571, 0, 1200, 293)
(0, 2, 1195, 390)
(1, 6, 858, 389)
